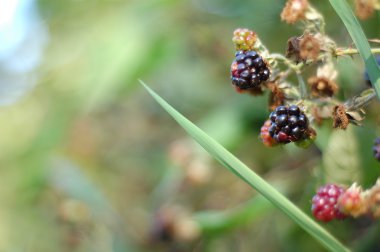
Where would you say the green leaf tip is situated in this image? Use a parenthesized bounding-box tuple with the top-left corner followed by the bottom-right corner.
(141, 81, 350, 252)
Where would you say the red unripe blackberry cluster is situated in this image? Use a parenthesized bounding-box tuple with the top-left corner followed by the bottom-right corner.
(231, 50, 270, 90)
(268, 105, 309, 144)
(311, 184, 347, 222)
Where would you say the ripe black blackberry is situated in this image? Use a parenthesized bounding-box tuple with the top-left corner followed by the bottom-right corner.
(231, 50, 270, 90)
(268, 105, 309, 144)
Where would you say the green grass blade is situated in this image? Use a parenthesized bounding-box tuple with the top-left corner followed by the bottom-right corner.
(140, 81, 350, 252)
(329, 0, 380, 99)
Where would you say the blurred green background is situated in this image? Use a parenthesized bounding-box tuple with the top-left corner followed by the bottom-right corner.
(0, 0, 379, 251)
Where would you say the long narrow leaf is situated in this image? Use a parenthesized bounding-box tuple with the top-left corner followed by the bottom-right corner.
(140, 81, 349, 252)
(329, 0, 380, 98)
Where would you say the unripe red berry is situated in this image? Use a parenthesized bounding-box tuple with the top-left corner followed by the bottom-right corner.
(312, 184, 347, 222)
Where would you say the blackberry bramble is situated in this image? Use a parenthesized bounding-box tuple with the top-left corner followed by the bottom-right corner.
(268, 105, 310, 144)
(231, 50, 270, 90)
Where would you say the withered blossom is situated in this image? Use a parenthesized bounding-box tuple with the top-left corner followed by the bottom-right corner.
(281, 0, 309, 24)
(332, 105, 349, 129)
(308, 76, 338, 97)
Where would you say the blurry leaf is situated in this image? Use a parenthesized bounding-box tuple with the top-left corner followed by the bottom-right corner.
(193, 195, 272, 235)
(141, 81, 349, 252)
(50, 159, 111, 213)
(49, 158, 135, 252)
(322, 127, 361, 185)
(329, 0, 380, 98)
(314, 121, 333, 153)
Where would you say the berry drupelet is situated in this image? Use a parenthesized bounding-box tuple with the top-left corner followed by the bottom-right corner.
(267, 105, 309, 144)
(231, 50, 270, 90)
(373, 137, 380, 161)
(312, 184, 347, 222)
(260, 120, 277, 147)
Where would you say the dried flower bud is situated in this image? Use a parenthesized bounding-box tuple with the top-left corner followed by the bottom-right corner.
(232, 28, 257, 51)
(281, 0, 309, 24)
(355, 0, 376, 20)
(338, 184, 367, 217)
(299, 34, 321, 61)
(308, 76, 338, 97)
(268, 82, 286, 111)
(332, 105, 349, 130)
(286, 34, 321, 62)
(286, 36, 302, 63)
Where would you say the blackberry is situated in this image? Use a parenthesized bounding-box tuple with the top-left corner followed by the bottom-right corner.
(373, 137, 380, 161)
(267, 105, 310, 144)
(312, 184, 347, 222)
(231, 50, 270, 90)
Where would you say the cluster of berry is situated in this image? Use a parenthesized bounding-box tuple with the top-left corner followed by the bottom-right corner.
(230, 28, 314, 146)
(312, 181, 380, 222)
(230, 28, 270, 92)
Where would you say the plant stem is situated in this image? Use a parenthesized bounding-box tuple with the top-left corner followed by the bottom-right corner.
(296, 73, 307, 99)
(267, 53, 303, 72)
(335, 48, 380, 56)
